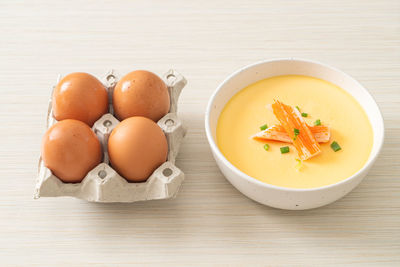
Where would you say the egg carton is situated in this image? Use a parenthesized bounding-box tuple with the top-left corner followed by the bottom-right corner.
(34, 69, 187, 202)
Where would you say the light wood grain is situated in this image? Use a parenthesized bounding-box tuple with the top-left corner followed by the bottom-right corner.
(0, 0, 399, 266)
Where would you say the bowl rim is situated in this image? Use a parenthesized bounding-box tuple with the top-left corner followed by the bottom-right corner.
(205, 57, 385, 192)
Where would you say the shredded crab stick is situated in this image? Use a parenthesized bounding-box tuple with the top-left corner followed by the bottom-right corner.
(310, 125, 330, 143)
(253, 125, 330, 143)
(271, 100, 321, 160)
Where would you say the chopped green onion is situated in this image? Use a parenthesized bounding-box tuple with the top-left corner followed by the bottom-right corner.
(263, 144, 270, 151)
(330, 141, 341, 152)
(301, 112, 308, 117)
(260, 124, 268, 131)
(280, 146, 290, 154)
(314, 119, 321, 126)
(293, 128, 300, 140)
(296, 106, 301, 111)
(295, 158, 303, 171)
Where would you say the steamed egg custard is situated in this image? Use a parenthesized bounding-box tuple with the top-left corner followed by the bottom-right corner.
(217, 75, 373, 189)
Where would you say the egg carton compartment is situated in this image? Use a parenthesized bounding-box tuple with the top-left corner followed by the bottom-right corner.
(35, 69, 187, 202)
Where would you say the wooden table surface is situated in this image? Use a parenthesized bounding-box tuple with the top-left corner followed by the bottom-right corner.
(1, 1, 399, 266)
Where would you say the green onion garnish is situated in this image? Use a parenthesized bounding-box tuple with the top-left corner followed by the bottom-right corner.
(314, 119, 321, 126)
(330, 141, 341, 152)
(260, 124, 268, 131)
(301, 112, 308, 117)
(293, 128, 300, 140)
(295, 158, 302, 170)
(296, 106, 301, 111)
(280, 146, 290, 154)
(263, 144, 270, 151)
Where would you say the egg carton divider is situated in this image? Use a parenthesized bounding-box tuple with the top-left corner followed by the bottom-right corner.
(35, 69, 187, 202)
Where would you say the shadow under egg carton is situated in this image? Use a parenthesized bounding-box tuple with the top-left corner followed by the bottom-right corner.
(35, 69, 187, 202)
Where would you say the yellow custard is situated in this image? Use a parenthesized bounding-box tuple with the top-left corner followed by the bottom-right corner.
(217, 75, 373, 189)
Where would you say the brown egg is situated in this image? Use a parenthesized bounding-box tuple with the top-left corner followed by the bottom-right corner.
(41, 119, 103, 183)
(113, 70, 170, 122)
(52, 72, 108, 126)
(108, 116, 168, 182)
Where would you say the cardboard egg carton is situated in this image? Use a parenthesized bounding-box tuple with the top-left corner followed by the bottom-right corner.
(34, 70, 187, 202)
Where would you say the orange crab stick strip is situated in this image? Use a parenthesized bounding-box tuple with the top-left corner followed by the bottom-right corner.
(253, 125, 330, 143)
(252, 125, 292, 143)
(271, 100, 321, 160)
(309, 125, 330, 143)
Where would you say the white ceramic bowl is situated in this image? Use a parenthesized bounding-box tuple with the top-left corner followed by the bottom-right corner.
(205, 58, 384, 210)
